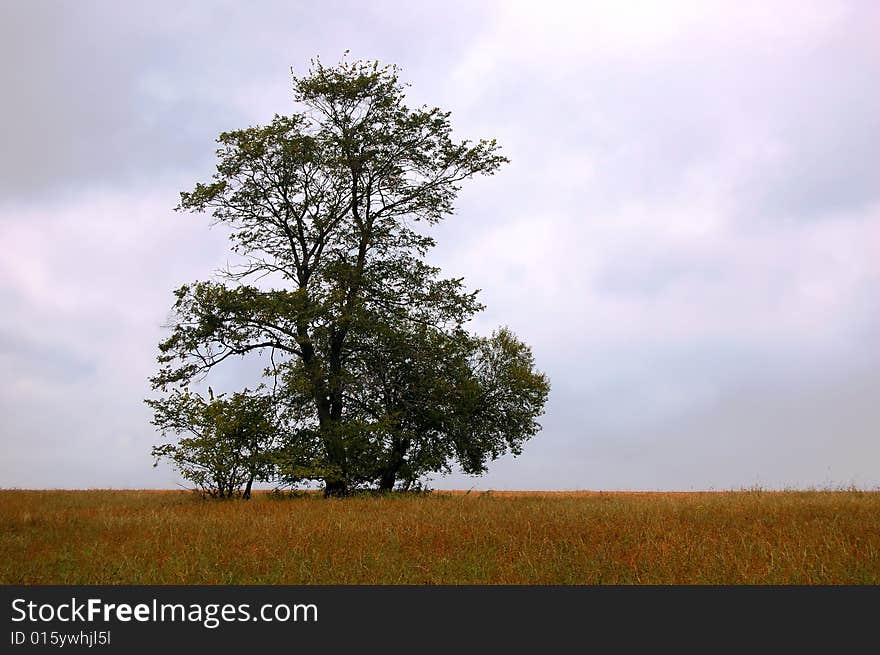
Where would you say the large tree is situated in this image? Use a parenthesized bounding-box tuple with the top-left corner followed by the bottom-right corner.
(149, 57, 549, 496)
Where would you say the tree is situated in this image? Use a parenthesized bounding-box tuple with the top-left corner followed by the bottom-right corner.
(149, 56, 549, 496)
(147, 388, 278, 498)
(346, 322, 549, 491)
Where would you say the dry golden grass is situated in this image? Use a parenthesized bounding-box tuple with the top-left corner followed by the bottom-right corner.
(2, 489, 878, 584)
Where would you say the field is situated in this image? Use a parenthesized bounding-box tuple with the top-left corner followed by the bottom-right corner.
(2, 489, 879, 584)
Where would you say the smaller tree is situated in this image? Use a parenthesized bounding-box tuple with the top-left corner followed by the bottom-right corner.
(147, 388, 277, 498)
(348, 322, 551, 491)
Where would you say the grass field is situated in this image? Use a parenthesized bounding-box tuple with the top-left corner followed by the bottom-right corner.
(2, 489, 878, 584)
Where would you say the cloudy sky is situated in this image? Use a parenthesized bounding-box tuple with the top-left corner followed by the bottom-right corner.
(2, 0, 878, 490)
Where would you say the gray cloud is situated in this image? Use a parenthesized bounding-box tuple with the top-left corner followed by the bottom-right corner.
(0, 0, 490, 205)
(1, 1, 878, 490)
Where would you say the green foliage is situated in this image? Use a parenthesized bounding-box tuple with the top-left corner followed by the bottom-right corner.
(148, 55, 549, 496)
(147, 389, 277, 498)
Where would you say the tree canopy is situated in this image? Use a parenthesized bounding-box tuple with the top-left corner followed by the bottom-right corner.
(148, 56, 550, 497)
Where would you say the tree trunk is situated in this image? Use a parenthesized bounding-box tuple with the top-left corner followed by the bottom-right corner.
(297, 321, 351, 497)
(323, 479, 348, 498)
(243, 475, 254, 500)
(378, 436, 409, 493)
(378, 470, 396, 492)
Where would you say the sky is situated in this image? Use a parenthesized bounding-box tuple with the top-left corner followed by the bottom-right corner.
(1, 0, 878, 490)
